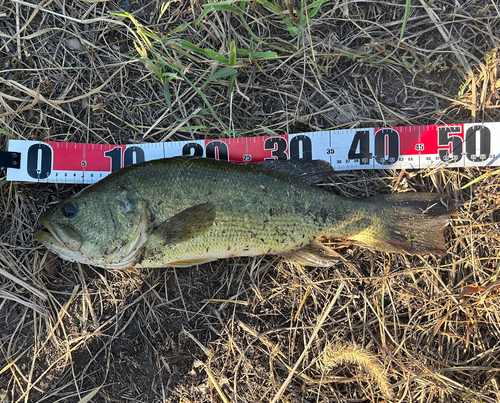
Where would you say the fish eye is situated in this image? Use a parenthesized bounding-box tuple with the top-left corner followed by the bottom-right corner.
(62, 203, 77, 218)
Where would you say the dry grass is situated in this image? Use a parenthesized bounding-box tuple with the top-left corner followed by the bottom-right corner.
(1, 0, 500, 402)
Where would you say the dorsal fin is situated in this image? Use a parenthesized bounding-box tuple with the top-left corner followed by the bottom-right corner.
(255, 159, 334, 186)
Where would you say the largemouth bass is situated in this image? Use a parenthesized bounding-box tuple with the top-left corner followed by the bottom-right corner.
(35, 157, 454, 269)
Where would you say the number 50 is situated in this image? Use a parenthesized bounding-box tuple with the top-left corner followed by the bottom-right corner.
(438, 125, 490, 162)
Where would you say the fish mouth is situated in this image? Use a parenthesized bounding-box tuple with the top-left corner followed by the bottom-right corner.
(35, 228, 62, 247)
(35, 215, 83, 253)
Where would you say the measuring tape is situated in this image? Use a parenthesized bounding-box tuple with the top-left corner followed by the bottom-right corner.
(3, 122, 499, 184)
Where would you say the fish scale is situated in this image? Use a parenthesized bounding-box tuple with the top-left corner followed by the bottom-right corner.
(133, 159, 346, 267)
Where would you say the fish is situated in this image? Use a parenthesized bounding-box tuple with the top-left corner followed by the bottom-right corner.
(35, 156, 454, 269)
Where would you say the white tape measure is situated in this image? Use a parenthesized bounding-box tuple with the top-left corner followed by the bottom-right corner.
(3, 122, 499, 184)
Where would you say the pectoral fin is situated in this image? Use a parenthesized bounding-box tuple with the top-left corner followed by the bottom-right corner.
(153, 202, 216, 245)
(281, 240, 340, 267)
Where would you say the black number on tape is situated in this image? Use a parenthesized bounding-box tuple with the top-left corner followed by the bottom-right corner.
(104, 147, 122, 172)
(348, 130, 370, 164)
(27, 143, 52, 179)
(465, 125, 491, 161)
(206, 141, 229, 160)
(123, 146, 145, 167)
(374, 128, 399, 165)
(290, 135, 312, 160)
(438, 126, 462, 162)
(264, 137, 287, 160)
(182, 143, 204, 157)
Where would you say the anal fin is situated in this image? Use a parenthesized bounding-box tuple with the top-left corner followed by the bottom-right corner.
(281, 240, 340, 267)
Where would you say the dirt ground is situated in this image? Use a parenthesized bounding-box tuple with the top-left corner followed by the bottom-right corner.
(1, 0, 500, 402)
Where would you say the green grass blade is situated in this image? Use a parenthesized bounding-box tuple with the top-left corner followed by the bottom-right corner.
(0, 129, 15, 139)
(236, 49, 277, 59)
(163, 76, 195, 123)
(195, 3, 243, 24)
(374, 0, 410, 63)
(460, 169, 500, 190)
(203, 67, 238, 87)
(178, 40, 230, 64)
(307, 0, 330, 18)
(229, 41, 237, 65)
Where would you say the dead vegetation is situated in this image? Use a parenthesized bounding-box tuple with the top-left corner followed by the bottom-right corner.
(1, 0, 500, 402)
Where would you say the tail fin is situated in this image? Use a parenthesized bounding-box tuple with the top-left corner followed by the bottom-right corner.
(352, 193, 455, 255)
